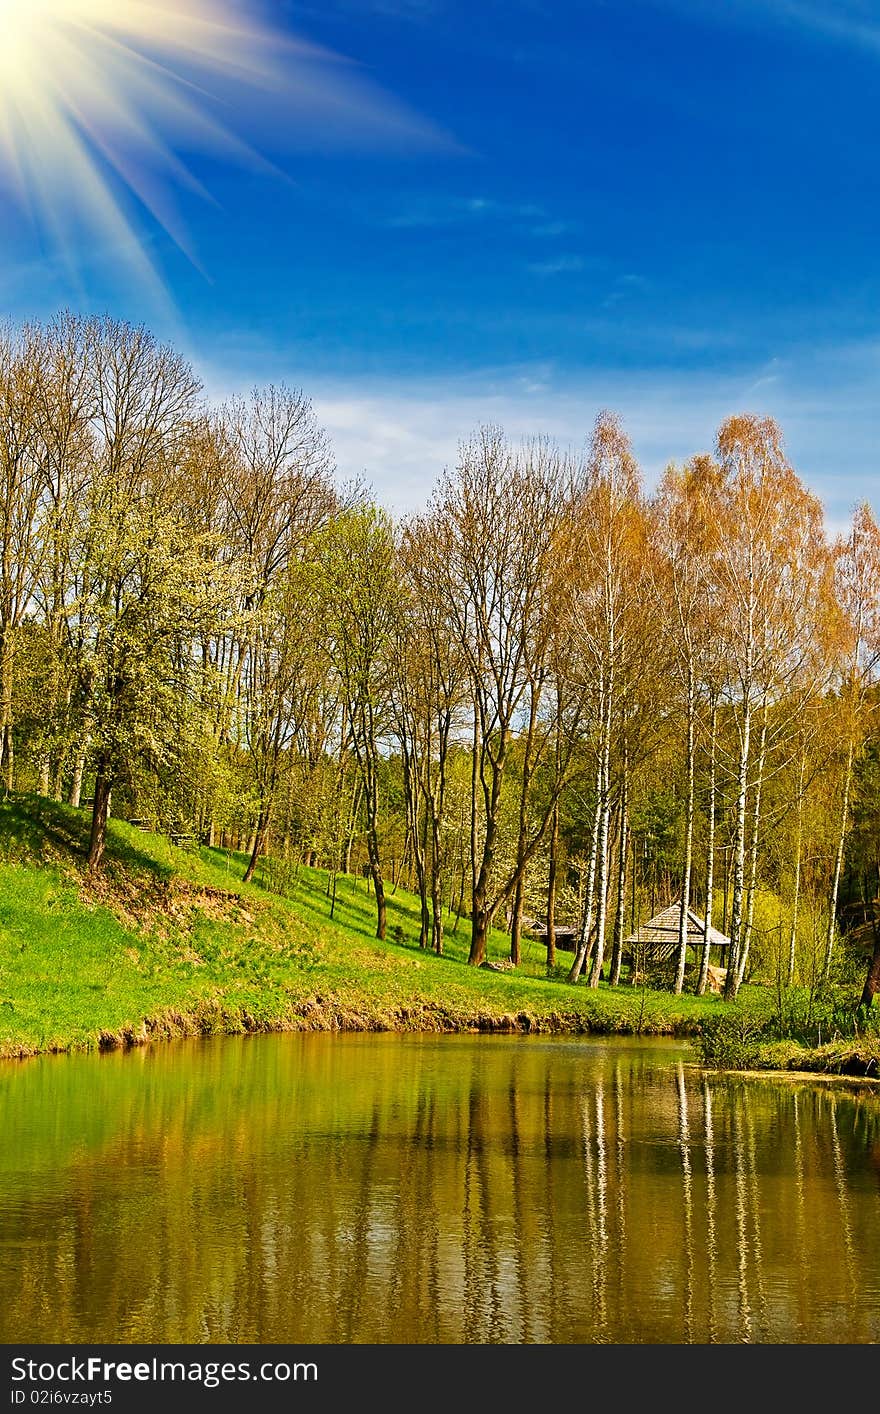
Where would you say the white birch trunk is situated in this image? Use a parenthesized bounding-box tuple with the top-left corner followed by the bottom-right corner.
(725, 690, 752, 1001)
(675, 659, 696, 995)
(788, 743, 806, 986)
(824, 737, 853, 979)
(568, 750, 603, 984)
(697, 698, 718, 995)
(736, 708, 768, 991)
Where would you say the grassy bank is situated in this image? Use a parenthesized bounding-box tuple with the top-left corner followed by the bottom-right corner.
(1, 793, 877, 1082)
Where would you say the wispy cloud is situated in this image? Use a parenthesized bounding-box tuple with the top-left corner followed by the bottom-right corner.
(531, 220, 577, 238)
(296, 0, 444, 22)
(384, 194, 544, 229)
(527, 255, 585, 276)
(602, 271, 649, 309)
(756, 0, 880, 50)
(195, 337, 880, 539)
(660, 0, 880, 55)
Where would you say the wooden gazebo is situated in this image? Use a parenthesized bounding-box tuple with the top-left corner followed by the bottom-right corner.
(622, 901, 730, 968)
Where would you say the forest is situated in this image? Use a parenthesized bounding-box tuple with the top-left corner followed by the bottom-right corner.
(3, 311, 880, 1010)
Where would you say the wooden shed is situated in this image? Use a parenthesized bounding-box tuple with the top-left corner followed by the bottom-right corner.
(623, 901, 730, 967)
(521, 917, 579, 952)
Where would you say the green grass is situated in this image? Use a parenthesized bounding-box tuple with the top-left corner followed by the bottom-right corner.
(0, 792, 821, 1063)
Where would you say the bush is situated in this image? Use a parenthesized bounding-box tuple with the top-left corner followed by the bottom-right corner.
(696, 1013, 769, 1070)
(766, 980, 880, 1047)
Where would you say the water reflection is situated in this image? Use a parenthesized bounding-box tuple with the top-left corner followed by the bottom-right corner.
(702, 1078, 718, 1344)
(1, 1034, 879, 1344)
(675, 1062, 694, 1343)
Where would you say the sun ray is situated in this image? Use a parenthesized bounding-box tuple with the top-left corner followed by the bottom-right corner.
(0, 0, 445, 298)
(0, 0, 288, 292)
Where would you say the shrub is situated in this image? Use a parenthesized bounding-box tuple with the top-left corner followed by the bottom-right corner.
(696, 1013, 769, 1070)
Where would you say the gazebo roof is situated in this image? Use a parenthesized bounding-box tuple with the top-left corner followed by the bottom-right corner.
(623, 901, 730, 954)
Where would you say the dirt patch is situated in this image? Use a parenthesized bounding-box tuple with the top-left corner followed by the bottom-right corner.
(79, 869, 257, 938)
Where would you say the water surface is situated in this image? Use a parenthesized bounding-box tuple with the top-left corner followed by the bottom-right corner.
(2, 1033, 878, 1343)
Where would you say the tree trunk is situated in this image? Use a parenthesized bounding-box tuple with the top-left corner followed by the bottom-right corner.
(430, 865, 444, 957)
(0, 627, 14, 793)
(243, 804, 270, 884)
(469, 813, 501, 966)
(509, 681, 541, 966)
(87, 759, 113, 871)
(675, 662, 696, 995)
(788, 740, 806, 986)
(545, 798, 559, 973)
(467, 727, 508, 967)
(364, 759, 387, 941)
(342, 778, 361, 875)
(470, 906, 491, 968)
(609, 745, 628, 987)
(509, 876, 523, 967)
(859, 892, 880, 1008)
(587, 772, 611, 987)
(69, 736, 90, 808)
(370, 854, 387, 940)
(724, 692, 752, 1001)
(825, 737, 854, 980)
(467, 704, 488, 966)
(429, 793, 444, 956)
(697, 699, 718, 996)
(402, 745, 428, 946)
(736, 708, 768, 992)
(588, 678, 614, 989)
(412, 813, 430, 948)
(568, 755, 603, 983)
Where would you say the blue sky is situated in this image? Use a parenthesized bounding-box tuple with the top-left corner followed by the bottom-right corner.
(3, 0, 880, 528)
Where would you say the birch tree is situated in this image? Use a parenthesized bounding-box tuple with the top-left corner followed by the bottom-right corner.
(567, 412, 646, 988)
(712, 415, 831, 1000)
(824, 504, 880, 975)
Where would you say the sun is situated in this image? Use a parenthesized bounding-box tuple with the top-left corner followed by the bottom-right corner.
(0, 0, 42, 72)
(0, 0, 280, 292)
(0, 0, 441, 300)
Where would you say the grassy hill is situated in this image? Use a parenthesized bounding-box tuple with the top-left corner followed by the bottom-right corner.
(0, 793, 743, 1060)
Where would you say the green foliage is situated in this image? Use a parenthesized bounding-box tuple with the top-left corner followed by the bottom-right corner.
(764, 978, 880, 1047)
(696, 1013, 770, 1070)
(696, 970, 880, 1073)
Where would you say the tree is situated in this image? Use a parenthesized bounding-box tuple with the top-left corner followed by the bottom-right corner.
(201, 386, 336, 861)
(316, 504, 398, 941)
(394, 515, 467, 953)
(240, 556, 329, 885)
(650, 456, 721, 993)
(825, 504, 880, 975)
(711, 415, 832, 1000)
(430, 428, 573, 968)
(69, 320, 216, 869)
(0, 322, 43, 791)
(29, 311, 95, 800)
(566, 412, 646, 988)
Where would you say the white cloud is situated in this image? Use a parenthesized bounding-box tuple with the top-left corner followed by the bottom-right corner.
(197, 336, 880, 537)
(659, 0, 880, 55)
(526, 255, 585, 276)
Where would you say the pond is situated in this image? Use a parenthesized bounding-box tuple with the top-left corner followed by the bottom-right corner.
(1, 1032, 878, 1343)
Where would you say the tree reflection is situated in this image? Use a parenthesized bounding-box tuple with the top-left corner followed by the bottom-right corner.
(1, 1037, 879, 1343)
